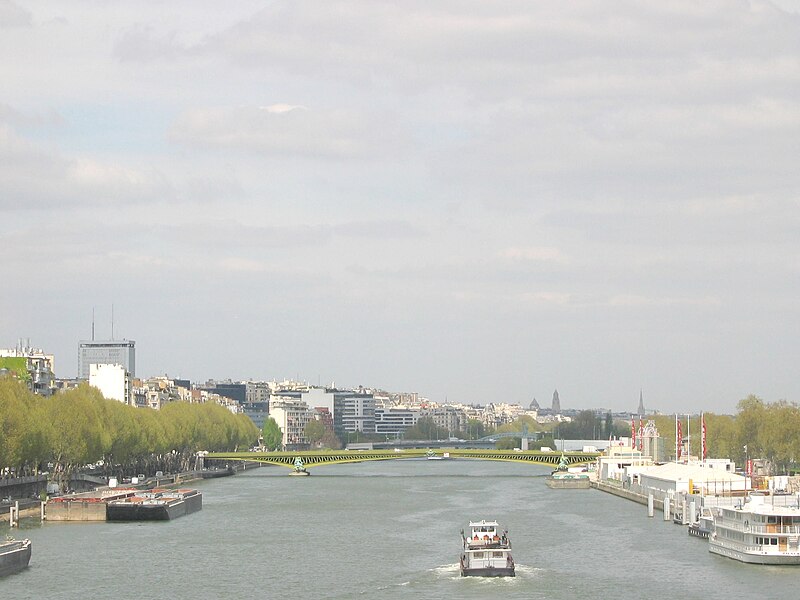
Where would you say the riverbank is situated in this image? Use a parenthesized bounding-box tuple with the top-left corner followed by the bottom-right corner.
(1, 462, 262, 524)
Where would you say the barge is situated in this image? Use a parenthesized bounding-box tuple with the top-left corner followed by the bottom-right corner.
(0, 538, 31, 577)
(106, 489, 202, 521)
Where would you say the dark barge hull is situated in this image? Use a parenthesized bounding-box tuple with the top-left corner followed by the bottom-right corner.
(106, 490, 202, 521)
(460, 567, 515, 577)
(0, 540, 32, 577)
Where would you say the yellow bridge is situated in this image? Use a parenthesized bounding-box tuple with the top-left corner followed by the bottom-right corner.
(205, 449, 599, 470)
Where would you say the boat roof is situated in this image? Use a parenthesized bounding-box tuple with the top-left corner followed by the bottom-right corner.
(468, 519, 500, 527)
(726, 495, 800, 516)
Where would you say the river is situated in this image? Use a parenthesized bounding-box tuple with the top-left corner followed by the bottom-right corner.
(2, 459, 798, 599)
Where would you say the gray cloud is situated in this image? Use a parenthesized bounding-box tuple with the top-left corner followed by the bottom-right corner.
(2, 1, 799, 411)
(0, 1, 31, 28)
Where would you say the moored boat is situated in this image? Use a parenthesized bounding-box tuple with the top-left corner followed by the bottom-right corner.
(460, 520, 515, 577)
(709, 494, 800, 564)
(545, 453, 590, 488)
(0, 538, 32, 577)
(106, 489, 202, 521)
(688, 508, 715, 539)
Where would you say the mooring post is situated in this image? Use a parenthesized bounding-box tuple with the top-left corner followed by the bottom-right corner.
(663, 496, 671, 521)
(647, 493, 654, 517)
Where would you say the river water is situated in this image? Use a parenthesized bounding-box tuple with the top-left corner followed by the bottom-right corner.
(3, 459, 798, 599)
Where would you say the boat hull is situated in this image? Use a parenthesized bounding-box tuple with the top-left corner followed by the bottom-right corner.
(0, 540, 32, 577)
(709, 541, 800, 564)
(107, 490, 202, 521)
(461, 566, 515, 577)
(545, 476, 590, 489)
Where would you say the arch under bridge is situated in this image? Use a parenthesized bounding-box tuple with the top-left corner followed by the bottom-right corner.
(204, 449, 599, 470)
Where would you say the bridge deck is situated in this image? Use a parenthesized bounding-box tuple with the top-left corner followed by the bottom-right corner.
(205, 449, 598, 469)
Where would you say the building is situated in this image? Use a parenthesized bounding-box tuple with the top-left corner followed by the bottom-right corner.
(0, 341, 56, 396)
(297, 387, 376, 440)
(424, 405, 467, 435)
(78, 339, 135, 380)
(89, 363, 131, 405)
(197, 380, 246, 404)
(269, 396, 313, 450)
(241, 401, 270, 430)
(552, 389, 561, 414)
(374, 406, 421, 437)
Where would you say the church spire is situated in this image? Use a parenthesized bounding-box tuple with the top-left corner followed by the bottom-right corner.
(637, 389, 645, 416)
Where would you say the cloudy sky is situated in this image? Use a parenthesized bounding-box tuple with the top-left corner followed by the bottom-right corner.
(2, 1, 799, 413)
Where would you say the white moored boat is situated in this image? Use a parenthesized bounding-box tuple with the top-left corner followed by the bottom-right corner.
(709, 494, 800, 564)
(460, 519, 515, 577)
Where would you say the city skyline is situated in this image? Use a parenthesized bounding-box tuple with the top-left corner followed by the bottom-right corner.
(2, 2, 800, 413)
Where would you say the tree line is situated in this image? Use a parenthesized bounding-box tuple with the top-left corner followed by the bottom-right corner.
(646, 395, 800, 473)
(0, 377, 259, 487)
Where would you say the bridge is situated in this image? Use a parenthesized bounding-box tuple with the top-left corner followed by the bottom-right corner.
(204, 449, 599, 471)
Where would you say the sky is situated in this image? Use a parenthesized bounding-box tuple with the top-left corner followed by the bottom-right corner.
(1, 1, 799, 414)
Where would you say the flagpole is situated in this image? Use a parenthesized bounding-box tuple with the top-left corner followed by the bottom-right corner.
(686, 413, 690, 460)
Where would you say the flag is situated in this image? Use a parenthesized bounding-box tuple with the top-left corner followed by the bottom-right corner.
(677, 419, 683, 460)
(638, 417, 643, 451)
(631, 417, 636, 449)
(701, 413, 707, 460)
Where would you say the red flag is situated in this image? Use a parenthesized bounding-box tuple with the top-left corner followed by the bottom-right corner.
(631, 417, 636, 448)
(701, 414, 707, 459)
(677, 419, 683, 460)
(638, 418, 643, 451)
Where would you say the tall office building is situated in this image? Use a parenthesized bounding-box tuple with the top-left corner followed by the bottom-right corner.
(78, 339, 135, 380)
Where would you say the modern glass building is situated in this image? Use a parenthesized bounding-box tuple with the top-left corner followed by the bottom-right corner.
(78, 339, 135, 380)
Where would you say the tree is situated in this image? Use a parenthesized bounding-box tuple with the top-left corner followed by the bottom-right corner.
(464, 419, 486, 440)
(262, 417, 283, 451)
(495, 437, 521, 450)
(304, 419, 326, 448)
(404, 417, 448, 441)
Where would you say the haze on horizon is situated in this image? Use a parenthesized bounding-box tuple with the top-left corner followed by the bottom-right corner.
(2, 1, 799, 414)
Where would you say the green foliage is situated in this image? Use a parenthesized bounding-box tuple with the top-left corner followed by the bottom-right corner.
(0, 377, 260, 477)
(262, 417, 283, 451)
(557, 410, 603, 439)
(304, 419, 326, 446)
(0, 357, 30, 382)
(495, 436, 521, 450)
(403, 417, 450, 441)
(464, 419, 487, 440)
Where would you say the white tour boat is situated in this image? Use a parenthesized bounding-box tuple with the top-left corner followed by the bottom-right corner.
(709, 494, 800, 564)
(460, 519, 515, 577)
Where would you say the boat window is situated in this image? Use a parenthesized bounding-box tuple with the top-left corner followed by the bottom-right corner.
(767, 516, 777, 524)
(492, 552, 505, 558)
(473, 552, 484, 558)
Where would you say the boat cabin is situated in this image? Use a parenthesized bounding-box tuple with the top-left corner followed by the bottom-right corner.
(464, 520, 507, 547)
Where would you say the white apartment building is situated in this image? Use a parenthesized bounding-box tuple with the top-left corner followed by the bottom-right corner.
(374, 406, 420, 436)
(270, 396, 313, 450)
(89, 363, 131, 405)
